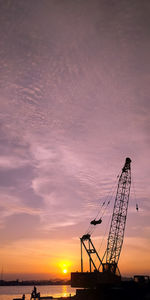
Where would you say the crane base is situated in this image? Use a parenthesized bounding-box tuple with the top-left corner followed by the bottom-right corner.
(71, 271, 121, 288)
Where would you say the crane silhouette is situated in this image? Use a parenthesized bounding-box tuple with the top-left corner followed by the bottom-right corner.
(71, 157, 132, 286)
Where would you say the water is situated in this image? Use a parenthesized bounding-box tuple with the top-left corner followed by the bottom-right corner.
(0, 285, 76, 300)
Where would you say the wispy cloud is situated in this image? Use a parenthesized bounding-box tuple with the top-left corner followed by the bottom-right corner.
(0, 155, 29, 169)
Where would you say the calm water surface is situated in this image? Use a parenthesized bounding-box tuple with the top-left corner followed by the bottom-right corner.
(0, 285, 76, 300)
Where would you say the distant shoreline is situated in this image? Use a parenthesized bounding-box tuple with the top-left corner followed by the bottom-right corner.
(0, 280, 70, 286)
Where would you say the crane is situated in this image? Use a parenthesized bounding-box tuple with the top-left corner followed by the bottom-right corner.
(71, 157, 132, 287)
(105, 157, 131, 274)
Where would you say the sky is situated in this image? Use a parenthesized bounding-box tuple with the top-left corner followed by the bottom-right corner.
(0, 0, 150, 280)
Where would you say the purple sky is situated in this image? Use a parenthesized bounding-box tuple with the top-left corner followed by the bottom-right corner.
(0, 0, 150, 279)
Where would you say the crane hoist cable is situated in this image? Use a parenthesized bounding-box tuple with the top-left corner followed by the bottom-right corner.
(85, 176, 120, 236)
(132, 174, 139, 211)
(94, 214, 112, 267)
(92, 172, 121, 221)
(86, 200, 113, 236)
(85, 200, 105, 235)
(86, 201, 107, 236)
(92, 187, 119, 265)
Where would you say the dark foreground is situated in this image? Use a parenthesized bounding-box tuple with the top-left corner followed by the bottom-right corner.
(73, 280, 150, 300)
(14, 280, 150, 300)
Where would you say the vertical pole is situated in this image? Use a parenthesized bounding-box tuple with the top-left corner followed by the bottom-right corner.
(81, 239, 83, 272)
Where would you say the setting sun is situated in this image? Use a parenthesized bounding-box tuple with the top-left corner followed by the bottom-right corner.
(58, 261, 71, 276)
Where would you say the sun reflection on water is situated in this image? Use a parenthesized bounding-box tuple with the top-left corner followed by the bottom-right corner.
(62, 285, 68, 297)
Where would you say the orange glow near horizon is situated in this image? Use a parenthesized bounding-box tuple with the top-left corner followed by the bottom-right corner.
(0, 234, 150, 280)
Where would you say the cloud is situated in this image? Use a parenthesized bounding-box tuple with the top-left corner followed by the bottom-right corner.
(0, 155, 29, 169)
(0, 190, 42, 223)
